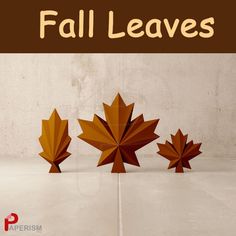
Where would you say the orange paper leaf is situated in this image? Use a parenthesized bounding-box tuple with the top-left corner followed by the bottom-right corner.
(39, 109, 71, 173)
(78, 93, 159, 173)
(157, 129, 202, 173)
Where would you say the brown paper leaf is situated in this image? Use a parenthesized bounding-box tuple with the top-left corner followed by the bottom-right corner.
(39, 109, 71, 173)
(78, 93, 159, 173)
(157, 129, 202, 173)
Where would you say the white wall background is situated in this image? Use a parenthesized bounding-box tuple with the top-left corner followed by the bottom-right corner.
(0, 54, 235, 159)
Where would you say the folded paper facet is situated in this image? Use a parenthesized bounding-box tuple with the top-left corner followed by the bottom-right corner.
(157, 129, 202, 173)
(78, 93, 159, 173)
(39, 109, 71, 173)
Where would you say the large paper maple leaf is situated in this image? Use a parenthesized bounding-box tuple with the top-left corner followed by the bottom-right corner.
(78, 94, 159, 173)
(39, 109, 71, 173)
(157, 129, 202, 173)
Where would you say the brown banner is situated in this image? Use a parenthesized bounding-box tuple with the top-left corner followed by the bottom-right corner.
(0, 0, 235, 52)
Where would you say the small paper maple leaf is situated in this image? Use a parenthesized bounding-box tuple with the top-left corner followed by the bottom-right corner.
(157, 129, 202, 173)
(39, 109, 71, 173)
(78, 93, 159, 173)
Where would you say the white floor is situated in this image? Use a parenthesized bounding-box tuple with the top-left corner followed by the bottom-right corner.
(1, 156, 236, 236)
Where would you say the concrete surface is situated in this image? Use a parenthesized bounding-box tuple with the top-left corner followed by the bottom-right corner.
(0, 54, 235, 159)
(0, 156, 236, 235)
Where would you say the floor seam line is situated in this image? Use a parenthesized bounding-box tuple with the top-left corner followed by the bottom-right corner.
(118, 174, 123, 236)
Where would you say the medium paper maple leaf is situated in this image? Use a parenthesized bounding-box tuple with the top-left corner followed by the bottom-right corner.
(78, 93, 159, 173)
(157, 129, 202, 173)
(39, 109, 71, 173)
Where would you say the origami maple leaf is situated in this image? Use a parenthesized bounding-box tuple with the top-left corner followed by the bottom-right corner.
(39, 109, 71, 173)
(78, 94, 159, 173)
(157, 129, 202, 173)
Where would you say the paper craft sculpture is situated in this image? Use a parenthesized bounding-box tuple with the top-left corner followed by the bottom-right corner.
(157, 129, 202, 173)
(39, 109, 71, 173)
(78, 93, 159, 173)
